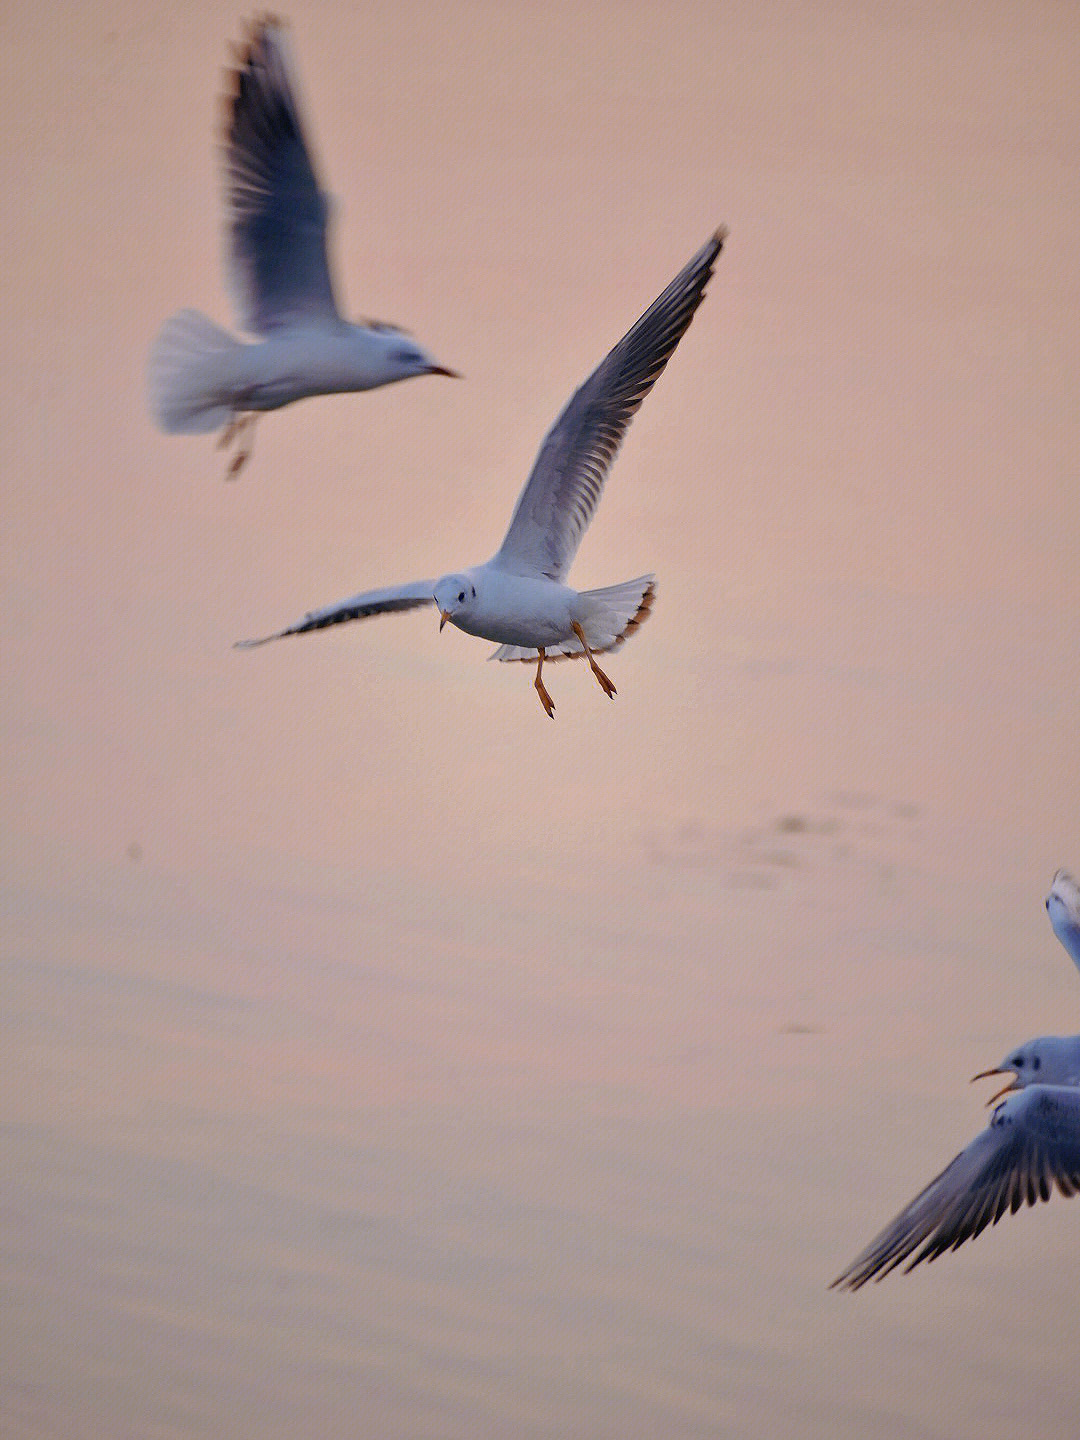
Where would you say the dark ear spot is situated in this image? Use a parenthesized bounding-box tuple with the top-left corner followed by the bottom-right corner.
(1033, 1054, 1041, 1071)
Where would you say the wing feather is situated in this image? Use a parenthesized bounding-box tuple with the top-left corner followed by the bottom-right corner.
(1047, 869, 1080, 975)
(223, 20, 340, 334)
(235, 581, 435, 647)
(831, 1085, 1080, 1290)
(493, 229, 726, 581)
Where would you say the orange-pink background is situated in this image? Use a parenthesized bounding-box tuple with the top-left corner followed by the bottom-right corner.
(3, 2, 1079, 1436)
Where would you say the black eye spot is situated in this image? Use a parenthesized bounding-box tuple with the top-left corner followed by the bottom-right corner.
(458, 591, 465, 603)
(1014, 1056, 1024, 1067)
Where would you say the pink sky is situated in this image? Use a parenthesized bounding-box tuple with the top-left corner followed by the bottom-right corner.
(3, 3, 1080, 1436)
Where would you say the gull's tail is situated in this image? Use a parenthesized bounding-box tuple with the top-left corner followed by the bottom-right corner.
(490, 576, 656, 662)
(147, 309, 243, 434)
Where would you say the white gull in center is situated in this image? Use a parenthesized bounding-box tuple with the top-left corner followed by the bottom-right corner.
(237, 228, 726, 715)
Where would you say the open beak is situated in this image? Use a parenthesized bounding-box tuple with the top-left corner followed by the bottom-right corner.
(439, 610, 452, 633)
(970, 1066, 1020, 1106)
(428, 364, 462, 379)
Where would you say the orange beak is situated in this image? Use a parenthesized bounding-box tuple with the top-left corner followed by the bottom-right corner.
(428, 365, 462, 378)
(970, 1066, 1020, 1105)
(439, 610, 452, 632)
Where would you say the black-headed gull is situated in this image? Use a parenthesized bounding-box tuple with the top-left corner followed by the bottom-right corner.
(238, 228, 726, 715)
(148, 18, 456, 476)
(832, 870, 1080, 1290)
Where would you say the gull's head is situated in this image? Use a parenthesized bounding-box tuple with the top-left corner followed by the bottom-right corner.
(372, 329, 460, 381)
(971, 1036, 1079, 1104)
(433, 573, 478, 633)
(972, 1042, 1042, 1105)
(1046, 868, 1080, 973)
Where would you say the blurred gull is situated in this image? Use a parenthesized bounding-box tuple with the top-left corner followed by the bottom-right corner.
(237, 229, 726, 715)
(832, 870, 1080, 1290)
(147, 18, 456, 476)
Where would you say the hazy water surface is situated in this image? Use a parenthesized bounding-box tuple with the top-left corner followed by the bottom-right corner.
(3, 3, 1079, 1437)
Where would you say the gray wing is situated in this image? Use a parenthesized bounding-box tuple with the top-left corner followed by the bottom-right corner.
(235, 581, 435, 647)
(831, 1085, 1080, 1291)
(1047, 869, 1080, 975)
(223, 20, 340, 334)
(493, 229, 727, 582)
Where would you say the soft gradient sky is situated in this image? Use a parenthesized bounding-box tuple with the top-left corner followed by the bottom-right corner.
(3, 2, 1080, 1437)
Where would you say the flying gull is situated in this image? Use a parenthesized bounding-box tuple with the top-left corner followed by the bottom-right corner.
(832, 869, 1080, 1289)
(147, 17, 456, 476)
(237, 228, 726, 715)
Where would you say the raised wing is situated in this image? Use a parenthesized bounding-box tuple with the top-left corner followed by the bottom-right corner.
(235, 581, 435, 647)
(1047, 869, 1080, 975)
(493, 229, 727, 581)
(224, 20, 340, 334)
(831, 1085, 1080, 1290)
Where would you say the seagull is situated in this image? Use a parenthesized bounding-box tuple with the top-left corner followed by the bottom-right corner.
(147, 17, 456, 476)
(831, 870, 1080, 1290)
(237, 228, 726, 715)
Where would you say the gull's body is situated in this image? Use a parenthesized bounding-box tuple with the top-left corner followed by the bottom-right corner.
(832, 870, 1080, 1290)
(164, 324, 426, 415)
(147, 19, 454, 475)
(441, 571, 589, 650)
(238, 229, 726, 713)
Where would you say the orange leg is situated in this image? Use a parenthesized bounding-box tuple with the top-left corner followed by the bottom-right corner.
(572, 622, 616, 699)
(220, 412, 257, 478)
(534, 648, 555, 717)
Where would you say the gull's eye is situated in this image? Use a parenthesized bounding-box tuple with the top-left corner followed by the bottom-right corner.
(458, 590, 466, 603)
(1013, 1056, 1024, 1067)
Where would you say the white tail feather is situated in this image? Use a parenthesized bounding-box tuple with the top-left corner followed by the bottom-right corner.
(147, 309, 242, 434)
(490, 575, 656, 662)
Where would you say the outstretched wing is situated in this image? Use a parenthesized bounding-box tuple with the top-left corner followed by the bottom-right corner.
(831, 1085, 1080, 1290)
(1047, 869, 1080, 976)
(223, 19, 340, 334)
(235, 581, 435, 647)
(493, 229, 726, 582)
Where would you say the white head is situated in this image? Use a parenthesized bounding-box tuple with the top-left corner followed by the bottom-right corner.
(972, 1035, 1080, 1104)
(1046, 868, 1080, 974)
(433, 573, 478, 633)
(367, 326, 459, 382)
